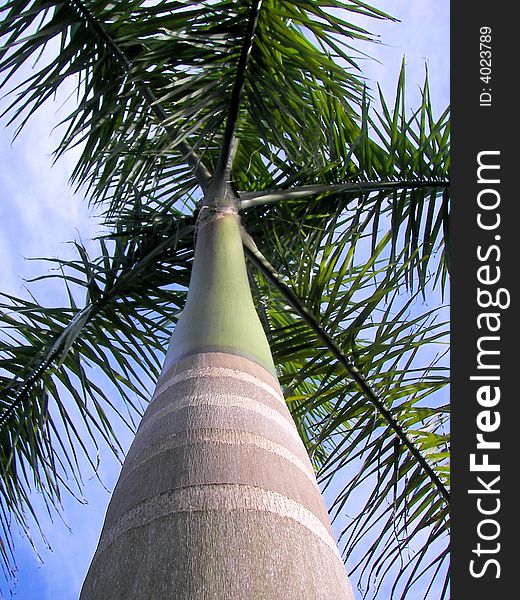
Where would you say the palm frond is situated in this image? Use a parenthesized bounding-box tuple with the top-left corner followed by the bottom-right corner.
(0, 214, 194, 574)
(238, 62, 449, 293)
(244, 210, 449, 599)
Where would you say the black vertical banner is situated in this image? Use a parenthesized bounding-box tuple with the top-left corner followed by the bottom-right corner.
(452, 3, 515, 599)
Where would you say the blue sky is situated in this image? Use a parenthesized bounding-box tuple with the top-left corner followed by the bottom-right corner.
(0, 2, 449, 598)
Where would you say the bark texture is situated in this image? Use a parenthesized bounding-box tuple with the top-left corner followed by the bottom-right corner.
(81, 352, 353, 599)
(81, 213, 353, 598)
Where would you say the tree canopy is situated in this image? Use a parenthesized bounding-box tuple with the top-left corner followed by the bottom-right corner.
(0, 1, 449, 597)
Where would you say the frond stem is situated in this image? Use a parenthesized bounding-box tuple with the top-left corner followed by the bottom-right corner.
(239, 179, 450, 210)
(0, 224, 194, 430)
(213, 0, 262, 184)
(241, 227, 450, 505)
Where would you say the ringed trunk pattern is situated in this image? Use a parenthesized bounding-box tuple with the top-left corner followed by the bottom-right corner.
(81, 212, 353, 599)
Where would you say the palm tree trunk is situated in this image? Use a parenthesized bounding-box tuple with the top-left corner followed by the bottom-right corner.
(80, 211, 353, 599)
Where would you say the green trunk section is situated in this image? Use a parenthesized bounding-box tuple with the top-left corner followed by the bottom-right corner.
(163, 212, 276, 375)
(81, 211, 355, 599)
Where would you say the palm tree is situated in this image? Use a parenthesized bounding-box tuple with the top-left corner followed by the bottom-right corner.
(0, 0, 450, 598)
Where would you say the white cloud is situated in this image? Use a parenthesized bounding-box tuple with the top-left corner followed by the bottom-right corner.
(0, 80, 99, 300)
(354, 0, 450, 113)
